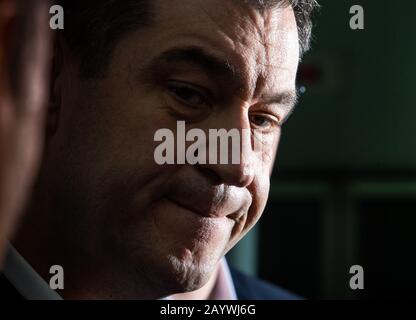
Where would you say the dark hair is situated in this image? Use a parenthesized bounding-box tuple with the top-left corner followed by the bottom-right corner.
(58, 0, 319, 78)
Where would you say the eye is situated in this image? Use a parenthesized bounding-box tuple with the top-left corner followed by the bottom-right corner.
(166, 82, 210, 108)
(249, 113, 279, 131)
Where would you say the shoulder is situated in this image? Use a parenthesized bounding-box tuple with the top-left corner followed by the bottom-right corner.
(229, 268, 303, 300)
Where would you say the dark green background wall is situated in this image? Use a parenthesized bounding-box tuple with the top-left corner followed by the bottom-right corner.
(228, 0, 416, 299)
(279, 0, 416, 170)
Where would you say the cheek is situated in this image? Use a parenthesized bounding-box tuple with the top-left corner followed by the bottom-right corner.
(232, 135, 276, 238)
(58, 85, 174, 207)
(251, 173, 270, 221)
(241, 174, 271, 232)
(225, 174, 270, 253)
(91, 82, 170, 169)
(254, 128, 281, 163)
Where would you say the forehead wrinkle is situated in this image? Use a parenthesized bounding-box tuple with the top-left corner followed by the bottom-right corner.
(197, 2, 270, 99)
(227, 5, 297, 101)
(250, 17, 280, 99)
(256, 8, 299, 101)
(157, 1, 297, 103)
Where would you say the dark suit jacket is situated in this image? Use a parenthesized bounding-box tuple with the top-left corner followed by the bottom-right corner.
(0, 270, 301, 300)
(229, 268, 301, 300)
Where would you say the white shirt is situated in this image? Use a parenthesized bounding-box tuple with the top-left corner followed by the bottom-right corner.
(2, 244, 237, 300)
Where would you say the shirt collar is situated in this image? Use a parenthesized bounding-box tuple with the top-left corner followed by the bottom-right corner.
(3, 244, 237, 300)
(208, 257, 238, 300)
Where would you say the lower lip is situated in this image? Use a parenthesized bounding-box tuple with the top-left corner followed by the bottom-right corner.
(165, 197, 221, 219)
(149, 198, 234, 240)
(163, 197, 223, 222)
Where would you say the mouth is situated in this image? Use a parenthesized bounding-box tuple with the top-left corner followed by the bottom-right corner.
(152, 196, 236, 246)
(166, 196, 219, 218)
(165, 194, 246, 222)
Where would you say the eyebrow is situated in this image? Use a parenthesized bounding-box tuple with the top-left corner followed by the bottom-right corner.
(270, 90, 298, 107)
(144, 46, 241, 85)
(267, 90, 298, 125)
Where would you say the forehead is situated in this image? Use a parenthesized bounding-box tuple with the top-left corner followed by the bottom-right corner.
(111, 0, 300, 103)
(151, 0, 299, 88)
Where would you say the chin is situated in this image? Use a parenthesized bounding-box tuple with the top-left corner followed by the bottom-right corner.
(164, 248, 217, 293)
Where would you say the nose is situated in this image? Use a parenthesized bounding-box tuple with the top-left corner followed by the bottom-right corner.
(196, 110, 256, 188)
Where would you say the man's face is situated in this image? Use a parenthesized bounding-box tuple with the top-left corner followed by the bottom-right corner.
(45, 0, 299, 295)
